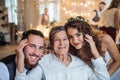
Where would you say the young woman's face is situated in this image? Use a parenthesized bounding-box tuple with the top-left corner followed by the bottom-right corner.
(67, 27, 84, 49)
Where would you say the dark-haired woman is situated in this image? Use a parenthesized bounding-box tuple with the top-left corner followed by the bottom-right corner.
(64, 16, 120, 79)
(64, 16, 105, 68)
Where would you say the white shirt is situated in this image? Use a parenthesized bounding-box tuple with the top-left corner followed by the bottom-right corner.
(98, 8, 118, 28)
(0, 62, 9, 80)
(15, 53, 110, 80)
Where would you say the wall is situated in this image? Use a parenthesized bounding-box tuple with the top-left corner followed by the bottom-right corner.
(18, 0, 39, 30)
(0, 0, 5, 6)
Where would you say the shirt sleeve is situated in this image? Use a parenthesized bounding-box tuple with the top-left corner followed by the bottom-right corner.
(15, 64, 43, 80)
(0, 62, 9, 80)
(88, 56, 110, 80)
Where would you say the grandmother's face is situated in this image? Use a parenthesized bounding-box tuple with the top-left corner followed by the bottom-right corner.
(53, 31, 69, 55)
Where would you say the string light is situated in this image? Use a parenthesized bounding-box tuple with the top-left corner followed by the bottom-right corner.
(61, 0, 95, 18)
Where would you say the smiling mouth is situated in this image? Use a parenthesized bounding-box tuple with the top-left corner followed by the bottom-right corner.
(74, 43, 80, 46)
(58, 47, 65, 49)
(30, 56, 38, 59)
(29, 54, 39, 59)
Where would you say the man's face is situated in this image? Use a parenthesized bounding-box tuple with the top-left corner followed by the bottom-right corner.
(99, 4, 106, 11)
(45, 8, 48, 14)
(24, 34, 44, 68)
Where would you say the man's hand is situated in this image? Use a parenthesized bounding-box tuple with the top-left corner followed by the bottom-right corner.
(15, 39, 28, 73)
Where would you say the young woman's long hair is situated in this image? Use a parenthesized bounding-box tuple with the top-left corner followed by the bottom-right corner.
(64, 16, 102, 67)
(108, 0, 120, 10)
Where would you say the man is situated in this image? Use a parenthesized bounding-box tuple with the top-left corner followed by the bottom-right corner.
(0, 29, 45, 80)
(89, 1, 106, 28)
(39, 8, 50, 26)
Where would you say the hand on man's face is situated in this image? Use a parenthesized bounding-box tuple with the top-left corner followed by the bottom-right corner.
(23, 34, 44, 67)
(15, 39, 28, 60)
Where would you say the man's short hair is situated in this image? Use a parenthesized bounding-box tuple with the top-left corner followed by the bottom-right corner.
(21, 29, 44, 40)
(99, 1, 106, 5)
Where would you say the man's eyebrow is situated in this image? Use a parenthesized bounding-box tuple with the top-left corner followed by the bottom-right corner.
(29, 44, 36, 46)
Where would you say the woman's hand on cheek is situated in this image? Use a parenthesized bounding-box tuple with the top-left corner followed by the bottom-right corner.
(85, 34, 100, 59)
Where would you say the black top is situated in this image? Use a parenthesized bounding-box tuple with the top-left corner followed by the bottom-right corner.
(92, 10, 100, 22)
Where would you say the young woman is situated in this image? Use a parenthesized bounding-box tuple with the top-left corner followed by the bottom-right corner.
(91, 27, 120, 79)
(65, 16, 103, 67)
(64, 16, 120, 77)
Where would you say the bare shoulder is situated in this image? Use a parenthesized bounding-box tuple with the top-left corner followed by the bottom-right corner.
(102, 34, 114, 44)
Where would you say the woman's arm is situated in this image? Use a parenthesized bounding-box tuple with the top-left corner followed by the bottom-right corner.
(103, 34, 120, 76)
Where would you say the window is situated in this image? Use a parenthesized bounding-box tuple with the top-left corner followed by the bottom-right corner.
(5, 0, 18, 25)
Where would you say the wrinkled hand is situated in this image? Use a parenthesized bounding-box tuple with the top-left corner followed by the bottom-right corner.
(85, 34, 100, 58)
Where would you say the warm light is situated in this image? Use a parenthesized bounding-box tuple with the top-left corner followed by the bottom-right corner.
(87, 13, 90, 16)
(68, 11, 71, 14)
(71, 2, 76, 6)
(70, 13, 73, 16)
(87, 1, 91, 5)
(92, 2, 95, 5)
(76, 14, 79, 16)
(36, 25, 50, 38)
(65, 11, 68, 14)
(63, 7, 66, 11)
(61, 0, 96, 19)
(44, 28, 49, 38)
(80, 3, 84, 6)
(84, 4, 88, 7)
(61, 0, 65, 2)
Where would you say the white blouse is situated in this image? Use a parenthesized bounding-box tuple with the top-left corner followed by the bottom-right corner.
(98, 8, 118, 28)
